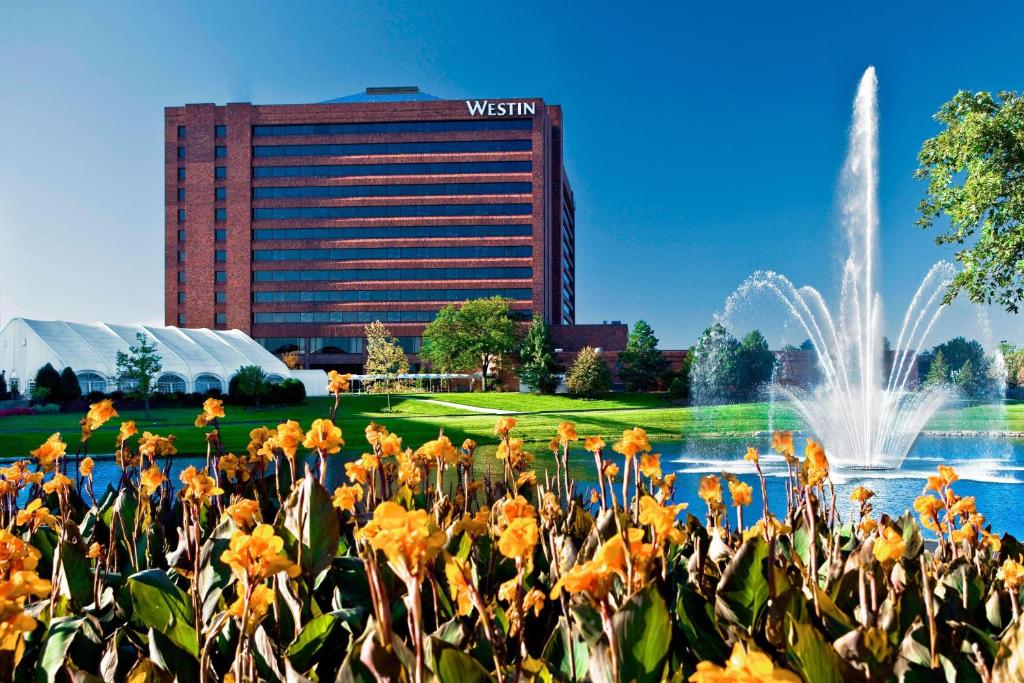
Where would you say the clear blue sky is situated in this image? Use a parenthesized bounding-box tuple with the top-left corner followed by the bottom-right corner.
(1, 1, 1021, 347)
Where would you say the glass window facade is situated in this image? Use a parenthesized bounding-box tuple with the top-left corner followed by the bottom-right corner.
(215, 229, 227, 242)
(215, 166, 227, 179)
(253, 287, 532, 303)
(310, 337, 363, 353)
(178, 292, 186, 304)
(253, 266, 531, 282)
(252, 225, 532, 241)
(215, 146, 227, 158)
(215, 313, 227, 324)
(252, 160, 532, 179)
(178, 251, 185, 262)
(215, 125, 227, 137)
(255, 309, 531, 324)
(178, 271, 186, 283)
(252, 182, 531, 199)
(177, 147, 186, 160)
(257, 337, 306, 354)
(177, 230, 186, 242)
(215, 208, 227, 221)
(178, 313, 186, 325)
(177, 126, 186, 139)
(178, 209, 186, 222)
(253, 203, 532, 220)
(253, 245, 531, 262)
(253, 120, 533, 136)
(253, 139, 531, 157)
(215, 187, 227, 200)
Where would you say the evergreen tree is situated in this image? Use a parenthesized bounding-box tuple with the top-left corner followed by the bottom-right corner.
(617, 320, 669, 392)
(689, 323, 742, 404)
(736, 330, 775, 401)
(924, 350, 950, 386)
(954, 358, 976, 395)
(57, 366, 83, 405)
(364, 321, 410, 410)
(565, 347, 611, 398)
(516, 319, 560, 394)
(34, 363, 61, 404)
(0, 371, 8, 400)
(115, 333, 163, 418)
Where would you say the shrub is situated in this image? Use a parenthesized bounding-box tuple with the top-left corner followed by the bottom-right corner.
(35, 403, 60, 414)
(57, 366, 83, 405)
(267, 378, 306, 405)
(33, 363, 61, 404)
(565, 346, 612, 397)
(0, 407, 35, 418)
(667, 374, 689, 401)
(229, 365, 270, 406)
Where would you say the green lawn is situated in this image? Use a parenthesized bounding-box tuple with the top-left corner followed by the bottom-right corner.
(0, 394, 1020, 458)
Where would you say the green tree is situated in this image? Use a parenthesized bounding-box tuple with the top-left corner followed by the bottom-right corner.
(617, 320, 669, 392)
(915, 90, 1024, 313)
(736, 330, 775, 401)
(115, 333, 162, 418)
(516, 319, 560, 394)
(420, 297, 519, 392)
(0, 371, 7, 400)
(364, 321, 410, 410)
(924, 349, 950, 386)
(33, 363, 61, 404)
(689, 323, 742, 404)
(565, 346, 611, 398)
(233, 365, 270, 407)
(1000, 342, 1023, 391)
(57, 366, 83, 405)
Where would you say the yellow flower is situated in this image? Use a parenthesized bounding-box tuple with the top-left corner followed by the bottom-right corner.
(496, 437, 533, 470)
(85, 399, 118, 431)
(640, 453, 662, 479)
(227, 583, 275, 635)
(728, 480, 753, 507)
(951, 522, 977, 545)
(0, 570, 51, 651)
(603, 462, 619, 481)
(378, 432, 403, 457)
(858, 517, 878, 536)
(557, 421, 579, 444)
(495, 416, 518, 436)
(523, 588, 545, 616)
(801, 439, 829, 487)
(551, 534, 630, 600)
(872, 526, 906, 564)
(275, 420, 304, 459)
(771, 431, 794, 457)
(179, 465, 223, 503)
(913, 495, 944, 532)
(461, 438, 476, 453)
(690, 642, 801, 682)
(612, 427, 651, 458)
(0, 529, 48, 578)
(418, 435, 459, 465)
(139, 432, 177, 460)
(327, 370, 351, 395)
(360, 502, 446, 579)
(850, 486, 874, 504)
(220, 524, 300, 582)
(87, 543, 103, 560)
(331, 484, 363, 513)
(219, 453, 251, 483)
(743, 515, 791, 542)
(638, 496, 687, 546)
(118, 421, 138, 443)
(452, 508, 490, 537)
(997, 556, 1024, 590)
(498, 517, 540, 560)
(194, 414, 209, 428)
(303, 419, 344, 454)
(42, 473, 73, 496)
(949, 495, 976, 522)
(247, 427, 273, 460)
(584, 436, 605, 453)
(15, 499, 56, 530)
(79, 457, 95, 479)
(30, 433, 66, 472)
(202, 398, 225, 421)
(225, 499, 260, 528)
(937, 465, 959, 486)
(444, 556, 474, 617)
(698, 475, 723, 506)
(140, 465, 166, 495)
(344, 458, 371, 485)
(744, 447, 759, 464)
(516, 470, 537, 488)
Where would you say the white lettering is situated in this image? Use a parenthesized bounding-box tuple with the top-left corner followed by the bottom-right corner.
(464, 100, 537, 117)
(465, 100, 487, 115)
(523, 102, 535, 116)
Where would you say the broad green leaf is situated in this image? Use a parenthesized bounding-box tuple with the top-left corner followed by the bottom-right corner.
(282, 476, 341, 577)
(126, 570, 198, 658)
(435, 647, 492, 683)
(716, 535, 770, 630)
(785, 615, 848, 683)
(993, 615, 1024, 682)
(55, 540, 92, 607)
(287, 610, 360, 672)
(675, 588, 728, 662)
(611, 584, 671, 683)
(542, 615, 589, 681)
(147, 627, 198, 683)
(36, 616, 101, 683)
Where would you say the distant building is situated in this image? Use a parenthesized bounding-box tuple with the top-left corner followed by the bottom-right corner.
(165, 86, 577, 372)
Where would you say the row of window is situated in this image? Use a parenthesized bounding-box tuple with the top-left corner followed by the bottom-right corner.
(177, 209, 227, 222)
(252, 160, 532, 178)
(177, 188, 228, 201)
(253, 287, 532, 303)
(252, 224, 532, 241)
(252, 139, 531, 158)
(257, 336, 422, 355)
(254, 309, 531, 324)
(252, 120, 533, 137)
(177, 126, 226, 138)
(252, 245, 532, 262)
(178, 271, 229, 283)
(253, 203, 532, 220)
(252, 182, 531, 200)
(253, 266, 532, 282)
(176, 313, 228, 326)
(178, 230, 227, 242)
(177, 146, 227, 159)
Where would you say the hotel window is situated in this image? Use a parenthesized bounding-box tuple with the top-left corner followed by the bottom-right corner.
(253, 266, 532, 282)
(177, 188, 186, 201)
(215, 250, 226, 262)
(177, 146, 186, 160)
(178, 313, 186, 325)
(215, 229, 226, 242)
(215, 313, 227, 325)
(177, 126, 186, 138)
(252, 160, 533, 179)
(215, 271, 227, 282)
(177, 250, 185, 262)
(215, 146, 227, 158)
(252, 245, 531, 261)
(215, 208, 227, 221)
(177, 230, 186, 242)
(177, 167, 186, 181)
(253, 203, 532, 220)
(215, 291, 227, 304)
(253, 120, 533, 136)
(215, 187, 226, 200)
(215, 125, 227, 138)
(215, 166, 227, 179)
(253, 224, 533, 241)
(178, 209, 186, 222)
(252, 139, 532, 157)
(178, 271, 186, 283)
(178, 292, 186, 304)
(251, 182, 532, 199)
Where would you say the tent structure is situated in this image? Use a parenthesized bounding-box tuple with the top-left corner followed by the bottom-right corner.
(0, 318, 323, 396)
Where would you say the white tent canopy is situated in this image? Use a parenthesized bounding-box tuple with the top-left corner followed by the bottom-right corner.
(0, 318, 298, 395)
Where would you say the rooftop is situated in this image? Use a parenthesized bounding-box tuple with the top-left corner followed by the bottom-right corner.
(320, 86, 441, 104)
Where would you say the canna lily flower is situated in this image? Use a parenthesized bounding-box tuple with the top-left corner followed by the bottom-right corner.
(303, 418, 344, 454)
(227, 583, 275, 635)
(516, 470, 537, 488)
(202, 398, 225, 421)
(938, 465, 959, 486)
(42, 473, 73, 496)
(690, 641, 801, 682)
(139, 432, 177, 460)
(850, 486, 875, 504)
(453, 508, 491, 537)
(275, 421, 304, 459)
(15, 499, 56, 530)
(638, 496, 687, 546)
(913, 495, 944, 532)
(743, 515, 791, 542)
(30, 433, 66, 472)
(584, 436, 605, 452)
(603, 462, 619, 481)
(698, 475, 723, 507)
(180, 466, 223, 503)
(220, 524, 300, 582)
(494, 416, 518, 436)
(858, 517, 878, 536)
(498, 517, 540, 560)
(79, 457, 95, 479)
(557, 421, 579, 444)
(225, 499, 260, 528)
(444, 556, 474, 617)
(997, 556, 1024, 590)
(359, 502, 446, 580)
(85, 399, 118, 431)
(327, 370, 351, 395)
(378, 432, 403, 457)
(771, 431, 794, 457)
(247, 427, 273, 459)
(418, 435, 459, 465)
(140, 465, 166, 495)
(728, 480, 753, 507)
(802, 439, 829, 486)
(331, 484, 363, 513)
(640, 453, 662, 479)
(612, 427, 651, 457)
(87, 543, 103, 560)
(872, 526, 906, 564)
(461, 438, 476, 453)
(523, 588, 546, 617)
(118, 421, 138, 443)
(744, 447, 759, 464)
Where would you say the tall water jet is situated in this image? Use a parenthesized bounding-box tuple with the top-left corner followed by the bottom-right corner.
(715, 67, 957, 469)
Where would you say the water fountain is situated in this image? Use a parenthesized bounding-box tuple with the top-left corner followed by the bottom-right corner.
(718, 67, 957, 469)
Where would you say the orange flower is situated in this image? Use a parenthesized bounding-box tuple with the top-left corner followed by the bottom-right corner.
(359, 502, 446, 579)
(997, 556, 1024, 590)
(584, 436, 605, 452)
(495, 416, 518, 436)
(801, 439, 829, 486)
(461, 438, 476, 453)
(139, 432, 177, 460)
(698, 475, 723, 506)
(728, 480, 753, 507)
(227, 583, 275, 635)
(603, 461, 619, 481)
(638, 496, 687, 546)
(771, 431, 794, 457)
(140, 465, 166, 495)
(303, 418, 344, 454)
(444, 556, 474, 617)
(331, 484, 363, 513)
(219, 453, 251, 483)
(639, 453, 662, 479)
(850, 486, 874, 504)
(872, 526, 905, 564)
(744, 447, 759, 464)
(225, 499, 260, 528)
(79, 457, 95, 479)
(220, 524, 300, 582)
(612, 427, 651, 458)
(15, 499, 56, 530)
(85, 399, 118, 431)
(417, 435, 459, 465)
(327, 370, 351, 395)
(30, 433, 66, 472)
(42, 473, 73, 496)
(557, 421, 579, 444)
(498, 517, 540, 560)
(180, 465, 223, 503)
(913, 495, 944, 532)
(937, 465, 959, 486)
(247, 427, 273, 460)
(690, 642, 801, 682)
(118, 421, 138, 443)
(202, 398, 225, 421)
(87, 543, 103, 560)
(275, 420, 304, 459)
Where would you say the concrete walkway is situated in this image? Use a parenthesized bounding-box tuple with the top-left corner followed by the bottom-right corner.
(411, 397, 518, 415)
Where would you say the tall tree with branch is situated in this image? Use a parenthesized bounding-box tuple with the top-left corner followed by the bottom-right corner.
(363, 320, 410, 411)
(115, 333, 162, 418)
(420, 297, 519, 392)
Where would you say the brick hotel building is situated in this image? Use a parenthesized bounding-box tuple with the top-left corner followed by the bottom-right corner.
(165, 87, 577, 371)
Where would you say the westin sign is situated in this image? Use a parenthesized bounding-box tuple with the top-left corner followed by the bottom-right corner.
(465, 100, 536, 117)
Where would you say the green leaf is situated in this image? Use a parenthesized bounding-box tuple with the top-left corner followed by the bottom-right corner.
(611, 584, 671, 683)
(282, 476, 341, 578)
(716, 535, 770, 630)
(125, 570, 198, 658)
(435, 647, 493, 683)
(675, 588, 729, 662)
(55, 540, 92, 607)
(993, 615, 1024, 682)
(785, 615, 848, 683)
(286, 610, 360, 673)
(36, 616, 101, 683)
(542, 615, 589, 681)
